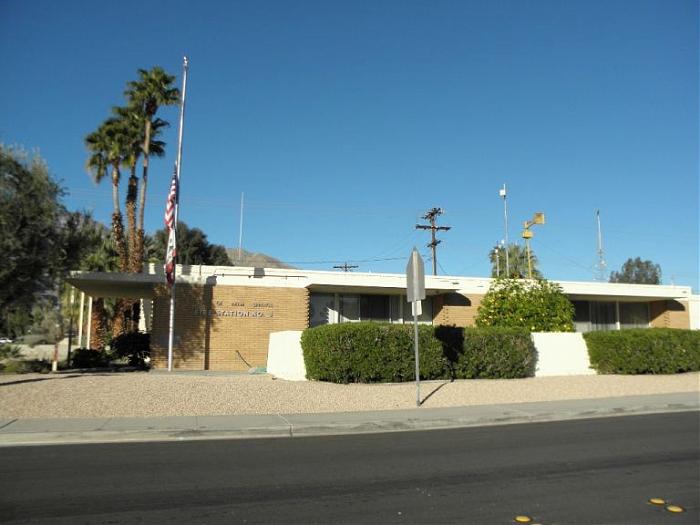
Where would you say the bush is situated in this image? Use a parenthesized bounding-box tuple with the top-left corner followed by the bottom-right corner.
(302, 322, 449, 383)
(301, 323, 537, 383)
(475, 278, 574, 332)
(14, 333, 52, 347)
(584, 328, 700, 374)
(0, 344, 22, 361)
(111, 332, 150, 369)
(0, 359, 51, 374)
(455, 327, 536, 379)
(70, 348, 111, 369)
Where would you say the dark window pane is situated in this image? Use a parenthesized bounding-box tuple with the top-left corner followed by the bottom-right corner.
(590, 301, 616, 331)
(620, 302, 649, 328)
(360, 295, 390, 321)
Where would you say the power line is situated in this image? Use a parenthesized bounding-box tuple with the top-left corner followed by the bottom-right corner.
(415, 207, 451, 276)
(282, 256, 406, 265)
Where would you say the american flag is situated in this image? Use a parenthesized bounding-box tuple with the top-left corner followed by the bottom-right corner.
(164, 170, 178, 285)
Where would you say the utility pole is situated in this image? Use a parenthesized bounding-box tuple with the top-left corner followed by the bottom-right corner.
(237, 192, 244, 264)
(415, 207, 451, 276)
(333, 262, 358, 272)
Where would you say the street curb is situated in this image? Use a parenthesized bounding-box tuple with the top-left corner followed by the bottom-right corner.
(1, 392, 697, 447)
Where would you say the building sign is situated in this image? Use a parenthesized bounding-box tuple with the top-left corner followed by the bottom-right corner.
(194, 300, 274, 319)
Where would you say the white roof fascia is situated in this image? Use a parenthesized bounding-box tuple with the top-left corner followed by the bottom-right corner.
(71, 264, 689, 302)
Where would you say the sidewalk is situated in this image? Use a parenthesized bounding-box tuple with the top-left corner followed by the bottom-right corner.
(1, 391, 697, 447)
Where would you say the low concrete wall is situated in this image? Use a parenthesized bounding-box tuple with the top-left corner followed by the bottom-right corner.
(266, 330, 595, 381)
(531, 332, 595, 377)
(13, 338, 71, 362)
(689, 295, 699, 330)
(267, 331, 307, 381)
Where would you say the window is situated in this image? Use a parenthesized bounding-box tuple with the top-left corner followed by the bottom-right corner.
(590, 301, 617, 331)
(404, 296, 433, 324)
(620, 302, 649, 328)
(572, 301, 591, 332)
(310, 293, 335, 327)
(314, 293, 434, 325)
(360, 295, 390, 321)
(340, 295, 360, 322)
(573, 300, 652, 332)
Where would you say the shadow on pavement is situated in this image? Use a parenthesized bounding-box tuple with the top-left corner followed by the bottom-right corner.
(420, 380, 453, 406)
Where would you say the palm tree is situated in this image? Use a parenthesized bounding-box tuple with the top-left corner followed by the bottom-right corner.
(489, 242, 542, 279)
(124, 67, 180, 272)
(111, 106, 167, 272)
(85, 118, 131, 272)
(80, 238, 118, 349)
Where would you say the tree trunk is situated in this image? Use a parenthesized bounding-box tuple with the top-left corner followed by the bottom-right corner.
(111, 298, 131, 338)
(135, 118, 152, 273)
(126, 164, 139, 272)
(110, 164, 128, 272)
(111, 212, 128, 272)
(90, 298, 107, 351)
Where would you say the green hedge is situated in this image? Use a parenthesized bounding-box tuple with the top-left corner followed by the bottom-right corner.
(301, 322, 448, 383)
(455, 327, 536, 379)
(301, 323, 536, 383)
(584, 328, 700, 374)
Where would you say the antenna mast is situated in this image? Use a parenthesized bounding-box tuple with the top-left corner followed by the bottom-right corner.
(237, 192, 244, 263)
(595, 209, 607, 281)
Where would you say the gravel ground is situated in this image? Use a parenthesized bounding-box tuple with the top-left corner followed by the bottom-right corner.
(0, 371, 698, 419)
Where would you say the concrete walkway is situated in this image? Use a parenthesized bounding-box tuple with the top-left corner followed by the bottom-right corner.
(1, 391, 697, 447)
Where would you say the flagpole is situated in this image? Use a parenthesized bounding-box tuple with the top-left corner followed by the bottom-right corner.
(167, 56, 189, 372)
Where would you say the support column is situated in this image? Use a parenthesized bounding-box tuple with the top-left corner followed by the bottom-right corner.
(77, 292, 85, 348)
(86, 297, 93, 349)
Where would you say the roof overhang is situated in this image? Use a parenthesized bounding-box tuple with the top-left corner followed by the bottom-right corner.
(66, 271, 162, 299)
(65, 265, 693, 303)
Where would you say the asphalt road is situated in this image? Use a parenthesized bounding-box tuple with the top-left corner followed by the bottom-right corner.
(1, 412, 698, 524)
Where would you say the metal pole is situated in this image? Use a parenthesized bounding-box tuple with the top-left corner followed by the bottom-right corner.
(526, 239, 532, 279)
(502, 184, 510, 278)
(413, 307, 420, 407)
(167, 55, 189, 373)
(430, 227, 437, 276)
(67, 288, 74, 364)
(77, 291, 85, 348)
(238, 192, 244, 263)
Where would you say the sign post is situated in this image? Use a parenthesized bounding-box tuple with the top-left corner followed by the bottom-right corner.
(406, 247, 426, 407)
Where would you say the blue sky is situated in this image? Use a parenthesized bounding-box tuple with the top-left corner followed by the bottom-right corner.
(1, 0, 698, 289)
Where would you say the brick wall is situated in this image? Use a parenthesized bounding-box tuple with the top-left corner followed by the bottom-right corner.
(433, 293, 484, 327)
(650, 300, 690, 329)
(151, 284, 309, 371)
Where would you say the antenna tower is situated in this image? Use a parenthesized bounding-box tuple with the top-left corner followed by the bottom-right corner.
(595, 209, 607, 281)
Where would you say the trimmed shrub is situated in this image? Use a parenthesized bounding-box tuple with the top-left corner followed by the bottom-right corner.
(584, 328, 700, 374)
(475, 278, 574, 332)
(301, 322, 449, 383)
(454, 327, 536, 379)
(301, 323, 537, 383)
(70, 348, 111, 369)
(111, 332, 150, 369)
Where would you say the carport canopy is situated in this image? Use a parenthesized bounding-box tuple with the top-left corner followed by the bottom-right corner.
(66, 271, 162, 299)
